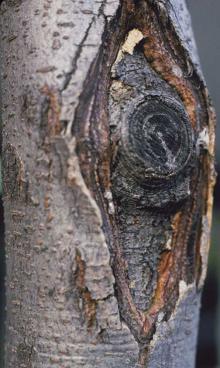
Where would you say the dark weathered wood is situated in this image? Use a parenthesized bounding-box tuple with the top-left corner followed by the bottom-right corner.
(0, 0, 215, 367)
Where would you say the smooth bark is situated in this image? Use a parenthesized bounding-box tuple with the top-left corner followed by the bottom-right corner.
(0, 0, 215, 367)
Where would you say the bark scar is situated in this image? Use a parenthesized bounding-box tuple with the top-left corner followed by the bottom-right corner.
(74, 249, 97, 329)
(40, 84, 61, 137)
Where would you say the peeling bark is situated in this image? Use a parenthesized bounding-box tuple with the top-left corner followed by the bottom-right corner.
(0, 0, 215, 367)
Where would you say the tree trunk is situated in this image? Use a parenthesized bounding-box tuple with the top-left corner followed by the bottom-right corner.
(0, 0, 215, 367)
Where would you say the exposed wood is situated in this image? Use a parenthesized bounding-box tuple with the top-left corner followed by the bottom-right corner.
(0, 0, 215, 367)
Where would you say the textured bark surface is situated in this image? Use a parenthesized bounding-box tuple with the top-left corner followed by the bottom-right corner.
(0, 0, 215, 367)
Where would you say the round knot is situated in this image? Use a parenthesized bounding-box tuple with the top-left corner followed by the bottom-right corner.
(121, 96, 193, 185)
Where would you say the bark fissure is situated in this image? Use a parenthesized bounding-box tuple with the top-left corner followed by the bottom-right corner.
(61, 17, 96, 92)
(92, 0, 215, 365)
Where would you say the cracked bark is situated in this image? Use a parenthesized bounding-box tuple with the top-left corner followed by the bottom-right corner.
(0, 0, 215, 367)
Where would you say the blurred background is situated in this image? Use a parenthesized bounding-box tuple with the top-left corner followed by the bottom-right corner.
(0, 1, 219, 367)
(188, 1, 220, 367)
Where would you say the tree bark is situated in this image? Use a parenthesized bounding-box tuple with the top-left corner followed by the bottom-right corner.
(0, 0, 215, 367)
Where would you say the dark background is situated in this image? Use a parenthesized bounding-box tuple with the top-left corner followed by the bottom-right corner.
(0, 1, 219, 367)
(188, 0, 220, 367)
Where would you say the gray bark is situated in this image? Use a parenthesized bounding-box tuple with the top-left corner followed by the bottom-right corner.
(0, 0, 215, 367)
